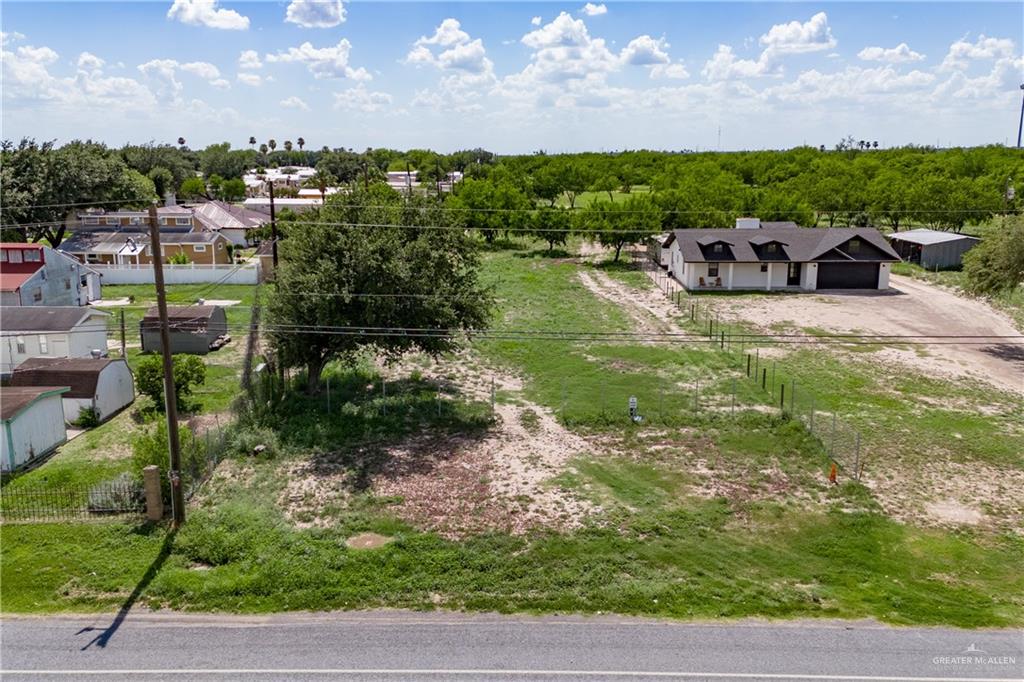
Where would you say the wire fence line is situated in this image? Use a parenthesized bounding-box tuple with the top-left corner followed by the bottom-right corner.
(633, 249, 866, 477)
(0, 477, 145, 523)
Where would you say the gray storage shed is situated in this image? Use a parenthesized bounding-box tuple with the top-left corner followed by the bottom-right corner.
(140, 305, 228, 355)
(886, 229, 980, 270)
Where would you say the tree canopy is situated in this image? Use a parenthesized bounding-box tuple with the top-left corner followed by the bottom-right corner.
(266, 185, 493, 393)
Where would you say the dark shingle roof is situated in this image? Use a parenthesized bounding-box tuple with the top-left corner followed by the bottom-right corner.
(0, 307, 110, 332)
(0, 385, 69, 421)
(10, 358, 126, 399)
(668, 227, 899, 263)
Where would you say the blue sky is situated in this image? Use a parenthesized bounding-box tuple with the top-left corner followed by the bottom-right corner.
(3, 1, 1023, 152)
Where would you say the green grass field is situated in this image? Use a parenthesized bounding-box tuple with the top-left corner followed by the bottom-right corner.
(2, 242, 1022, 627)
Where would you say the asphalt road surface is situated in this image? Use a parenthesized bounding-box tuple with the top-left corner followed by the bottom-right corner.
(2, 611, 1022, 681)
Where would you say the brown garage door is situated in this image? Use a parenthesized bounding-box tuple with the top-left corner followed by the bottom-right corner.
(817, 262, 879, 289)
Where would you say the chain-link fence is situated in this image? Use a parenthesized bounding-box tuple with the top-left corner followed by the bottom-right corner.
(634, 248, 866, 477)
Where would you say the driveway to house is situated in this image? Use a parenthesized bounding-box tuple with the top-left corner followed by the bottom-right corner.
(716, 274, 1024, 395)
(3, 611, 1022, 681)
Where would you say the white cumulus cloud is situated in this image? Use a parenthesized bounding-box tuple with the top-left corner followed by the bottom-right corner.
(333, 85, 392, 112)
(857, 43, 924, 63)
(941, 34, 1016, 70)
(530, 16, 542, 26)
(77, 51, 105, 71)
(166, 0, 250, 30)
(285, 0, 346, 28)
(581, 3, 607, 16)
(280, 95, 310, 110)
(759, 11, 836, 55)
(237, 72, 262, 86)
(266, 39, 369, 79)
(238, 49, 262, 70)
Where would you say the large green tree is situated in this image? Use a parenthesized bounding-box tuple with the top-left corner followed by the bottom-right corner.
(266, 185, 493, 393)
(581, 194, 662, 261)
(963, 216, 1024, 295)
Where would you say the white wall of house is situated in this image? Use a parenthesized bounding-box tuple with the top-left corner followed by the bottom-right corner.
(801, 263, 819, 291)
(62, 397, 94, 424)
(878, 263, 891, 290)
(1, 394, 67, 471)
(0, 317, 108, 374)
(94, 361, 135, 421)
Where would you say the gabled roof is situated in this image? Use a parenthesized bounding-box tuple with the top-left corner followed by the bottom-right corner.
(0, 306, 110, 333)
(189, 200, 268, 231)
(886, 229, 981, 246)
(670, 227, 899, 263)
(59, 230, 226, 255)
(11, 358, 127, 399)
(0, 385, 70, 421)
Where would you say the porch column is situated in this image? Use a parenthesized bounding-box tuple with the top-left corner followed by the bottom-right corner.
(727, 263, 734, 290)
(766, 263, 773, 291)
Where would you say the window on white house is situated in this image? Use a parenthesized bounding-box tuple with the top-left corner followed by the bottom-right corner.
(8, 250, 23, 263)
(176, 217, 191, 226)
(24, 249, 41, 262)
(106, 217, 119, 225)
(64, 278, 72, 290)
(38, 335, 48, 354)
(16, 337, 25, 354)
(130, 217, 142, 225)
(766, 243, 777, 253)
(0, 250, 7, 262)
(32, 289, 42, 302)
(86, 253, 100, 263)
(760, 263, 769, 272)
(84, 217, 100, 225)
(708, 263, 720, 277)
(160, 218, 169, 226)
(194, 244, 207, 252)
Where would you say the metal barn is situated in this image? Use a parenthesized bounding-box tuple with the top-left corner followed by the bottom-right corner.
(886, 229, 980, 270)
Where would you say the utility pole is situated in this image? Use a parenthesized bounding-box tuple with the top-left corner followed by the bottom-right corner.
(148, 202, 185, 527)
(1017, 83, 1024, 149)
(119, 309, 126, 357)
(267, 181, 279, 271)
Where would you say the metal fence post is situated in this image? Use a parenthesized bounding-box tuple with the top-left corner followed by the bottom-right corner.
(780, 383, 786, 413)
(854, 433, 861, 481)
(746, 354, 751, 377)
(830, 413, 837, 459)
(761, 368, 767, 390)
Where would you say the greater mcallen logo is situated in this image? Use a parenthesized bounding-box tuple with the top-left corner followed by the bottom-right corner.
(932, 643, 1018, 667)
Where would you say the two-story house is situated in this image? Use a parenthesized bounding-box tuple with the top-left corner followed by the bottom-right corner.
(0, 243, 102, 306)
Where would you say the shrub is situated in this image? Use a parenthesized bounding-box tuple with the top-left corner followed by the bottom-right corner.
(136, 354, 207, 413)
(131, 420, 202, 504)
(73, 406, 101, 428)
(227, 424, 281, 460)
(88, 472, 144, 513)
(167, 251, 191, 265)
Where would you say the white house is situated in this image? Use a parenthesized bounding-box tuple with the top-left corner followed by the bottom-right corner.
(1, 307, 110, 375)
(1, 386, 69, 471)
(10, 357, 135, 424)
(664, 220, 900, 292)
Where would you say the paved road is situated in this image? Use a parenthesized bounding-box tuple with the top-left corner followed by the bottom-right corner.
(2, 611, 1021, 681)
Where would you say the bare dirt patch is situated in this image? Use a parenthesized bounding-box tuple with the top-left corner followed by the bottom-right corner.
(345, 532, 393, 549)
(577, 269, 685, 336)
(715, 275, 1024, 395)
(865, 460, 1024, 533)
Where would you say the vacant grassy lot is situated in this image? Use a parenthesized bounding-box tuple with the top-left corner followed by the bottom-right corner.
(2, 242, 1022, 627)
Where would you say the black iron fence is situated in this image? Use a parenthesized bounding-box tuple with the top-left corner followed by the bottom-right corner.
(0, 475, 145, 523)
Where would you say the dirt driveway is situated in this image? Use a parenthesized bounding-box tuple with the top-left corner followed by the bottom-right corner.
(717, 274, 1024, 395)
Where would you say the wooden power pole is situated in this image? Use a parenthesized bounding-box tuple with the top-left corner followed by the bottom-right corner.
(148, 202, 186, 527)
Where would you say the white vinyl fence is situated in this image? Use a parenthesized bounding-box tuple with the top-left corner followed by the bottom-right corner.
(92, 263, 261, 285)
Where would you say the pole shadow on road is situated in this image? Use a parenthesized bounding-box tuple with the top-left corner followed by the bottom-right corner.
(76, 527, 177, 650)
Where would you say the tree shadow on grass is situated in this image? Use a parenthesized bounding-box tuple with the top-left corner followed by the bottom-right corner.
(980, 343, 1024, 369)
(512, 247, 574, 260)
(76, 524, 175, 650)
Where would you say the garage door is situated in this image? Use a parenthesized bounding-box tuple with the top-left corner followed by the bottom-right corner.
(817, 262, 879, 289)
